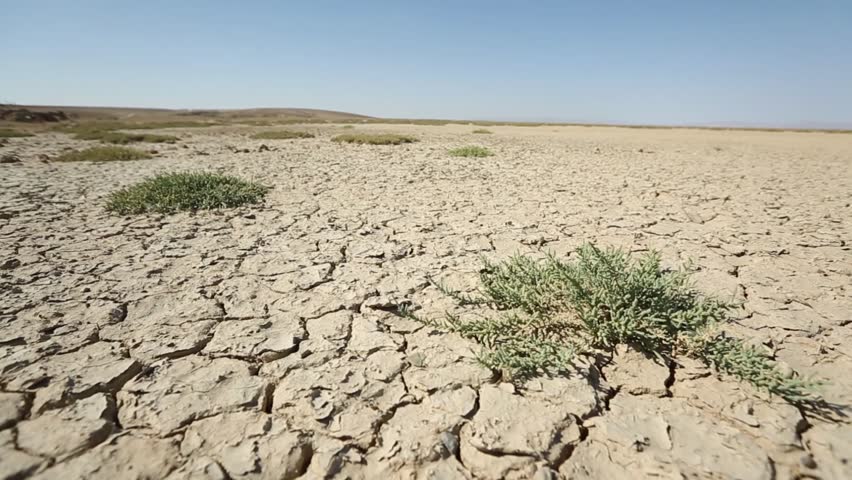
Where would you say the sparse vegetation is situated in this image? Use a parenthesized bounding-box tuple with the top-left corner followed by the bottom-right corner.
(57, 121, 216, 134)
(331, 133, 418, 145)
(472, 129, 493, 134)
(0, 128, 33, 138)
(240, 120, 274, 126)
(413, 244, 822, 406)
(341, 125, 355, 129)
(74, 130, 179, 144)
(55, 146, 152, 162)
(250, 130, 315, 140)
(106, 172, 269, 215)
(56, 121, 203, 145)
(448, 146, 493, 157)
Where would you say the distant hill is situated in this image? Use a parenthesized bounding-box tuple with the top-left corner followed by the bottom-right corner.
(3, 104, 849, 133)
(3, 104, 371, 123)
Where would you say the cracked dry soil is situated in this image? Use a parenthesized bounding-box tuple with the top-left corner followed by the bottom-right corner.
(0, 124, 850, 479)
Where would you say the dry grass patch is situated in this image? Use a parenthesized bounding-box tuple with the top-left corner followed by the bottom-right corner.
(472, 129, 493, 134)
(57, 121, 215, 134)
(106, 172, 268, 215)
(57, 123, 184, 144)
(448, 146, 493, 157)
(332, 133, 417, 145)
(55, 146, 152, 162)
(0, 128, 33, 138)
(74, 130, 179, 144)
(250, 130, 315, 140)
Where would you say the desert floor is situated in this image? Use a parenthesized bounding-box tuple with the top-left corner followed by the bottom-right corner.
(1, 124, 850, 479)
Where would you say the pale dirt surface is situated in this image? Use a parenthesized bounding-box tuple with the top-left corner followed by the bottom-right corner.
(1, 124, 850, 479)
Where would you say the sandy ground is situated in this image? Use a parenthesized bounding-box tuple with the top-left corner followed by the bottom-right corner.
(1, 124, 850, 479)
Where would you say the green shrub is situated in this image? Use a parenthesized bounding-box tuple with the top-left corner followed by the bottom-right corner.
(448, 146, 493, 157)
(250, 130, 315, 140)
(106, 172, 269, 214)
(55, 146, 152, 162)
(412, 244, 823, 406)
(331, 133, 417, 145)
(472, 129, 493, 134)
(0, 128, 33, 138)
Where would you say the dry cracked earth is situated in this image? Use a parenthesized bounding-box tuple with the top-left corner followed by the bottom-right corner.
(1, 124, 850, 479)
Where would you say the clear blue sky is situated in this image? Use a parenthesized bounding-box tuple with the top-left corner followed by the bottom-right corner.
(3, 1, 851, 127)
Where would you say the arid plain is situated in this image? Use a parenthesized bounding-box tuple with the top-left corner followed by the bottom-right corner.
(1, 111, 850, 479)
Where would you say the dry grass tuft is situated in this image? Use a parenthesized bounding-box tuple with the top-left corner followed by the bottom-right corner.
(55, 146, 152, 162)
(57, 121, 215, 134)
(0, 128, 33, 138)
(448, 146, 493, 157)
(331, 133, 418, 145)
(250, 130, 315, 140)
(74, 130, 178, 144)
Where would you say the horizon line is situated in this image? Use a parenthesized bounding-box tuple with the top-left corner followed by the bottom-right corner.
(5, 102, 851, 133)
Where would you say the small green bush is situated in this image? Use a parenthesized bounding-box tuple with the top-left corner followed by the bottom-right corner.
(0, 128, 33, 138)
(55, 146, 152, 162)
(472, 129, 493, 134)
(412, 244, 823, 406)
(448, 146, 493, 157)
(341, 125, 355, 129)
(75, 130, 178, 144)
(331, 133, 418, 145)
(106, 172, 269, 214)
(250, 130, 315, 140)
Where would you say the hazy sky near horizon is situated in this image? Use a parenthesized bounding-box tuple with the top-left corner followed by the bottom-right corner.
(3, 1, 852, 127)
